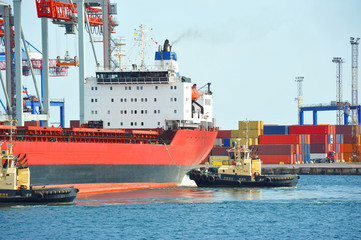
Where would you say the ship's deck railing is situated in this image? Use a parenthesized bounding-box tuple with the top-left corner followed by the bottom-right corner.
(0, 125, 161, 144)
(97, 77, 169, 84)
(96, 65, 171, 72)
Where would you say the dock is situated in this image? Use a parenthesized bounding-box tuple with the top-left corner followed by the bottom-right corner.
(261, 163, 361, 175)
(197, 163, 361, 175)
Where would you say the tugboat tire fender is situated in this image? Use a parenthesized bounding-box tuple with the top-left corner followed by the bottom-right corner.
(207, 175, 215, 183)
(34, 192, 44, 199)
(265, 177, 272, 183)
(201, 174, 208, 181)
(195, 173, 202, 180)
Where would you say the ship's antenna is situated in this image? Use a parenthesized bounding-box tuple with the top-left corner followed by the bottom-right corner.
(134, 24, 153, 69)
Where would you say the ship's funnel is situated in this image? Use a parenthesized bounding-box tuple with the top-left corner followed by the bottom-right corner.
(163, 39, 171, 52)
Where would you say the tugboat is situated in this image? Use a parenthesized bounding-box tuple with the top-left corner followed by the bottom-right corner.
(188, 142, 300, 188)
(0, 141, 79, 205)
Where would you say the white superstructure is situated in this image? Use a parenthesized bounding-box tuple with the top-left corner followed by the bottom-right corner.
(84, 40, 213, 129)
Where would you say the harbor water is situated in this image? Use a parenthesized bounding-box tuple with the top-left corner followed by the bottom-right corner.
(1, 175, 360, 239)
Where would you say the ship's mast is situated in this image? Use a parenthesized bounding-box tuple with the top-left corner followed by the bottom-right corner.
(114, 37, 125, 69)
(134, 24, 153, 69)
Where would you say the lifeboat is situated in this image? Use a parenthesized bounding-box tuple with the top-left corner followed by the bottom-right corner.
(191, 85, 200, 101)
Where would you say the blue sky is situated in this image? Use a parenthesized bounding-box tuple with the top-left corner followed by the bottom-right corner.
(1, 0, 361, 129)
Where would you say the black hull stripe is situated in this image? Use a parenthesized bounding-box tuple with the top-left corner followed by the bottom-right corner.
(30, 165, 192, 185)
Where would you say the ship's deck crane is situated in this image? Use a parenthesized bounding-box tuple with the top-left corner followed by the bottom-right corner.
(35, 0, 118, 68)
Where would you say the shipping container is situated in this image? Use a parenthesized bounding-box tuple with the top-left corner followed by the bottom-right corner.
(343, 152, 353, 162)
(217, 130, 232, 139)
(309, 134, 327, 144)
(335, 125, 359, 135)
(259, 154, 295, 164)
(238, 121, 263, 131)
(310, 143, 327, 153)
(211, 146, 229, 156)
(289, 125, 332, 135)
(251, 144, 294, 155)
(343, 144, 352, 153)
(223, 138, 231, 147)
(263, 125, 289, 135)
(342, 134, 361, 144)
(259, 134, 302, 145)
(231, 129, 261, 138)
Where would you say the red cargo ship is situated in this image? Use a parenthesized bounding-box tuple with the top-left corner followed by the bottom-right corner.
(0, 125, 217, 194)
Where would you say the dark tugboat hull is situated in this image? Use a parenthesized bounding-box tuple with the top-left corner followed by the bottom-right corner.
(0, 187, 79, 205)
(189, 170, 299, 188)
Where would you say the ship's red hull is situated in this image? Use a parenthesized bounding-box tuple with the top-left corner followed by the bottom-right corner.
(2, 128, 217, 194)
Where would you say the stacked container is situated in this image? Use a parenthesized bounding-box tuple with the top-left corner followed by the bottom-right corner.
(230, 121, 263, 146)
(211, 122, 361, 164)
(289, 125, 336, 162)
(256, 132, 309, 164)
(335, 125, 361, 162)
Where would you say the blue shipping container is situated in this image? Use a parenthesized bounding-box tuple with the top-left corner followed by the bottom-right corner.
(223, 138, 231, 147)
(263, 125, 289, 135)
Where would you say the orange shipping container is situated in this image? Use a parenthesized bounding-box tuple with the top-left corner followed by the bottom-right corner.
(343, 144, 353, 153)
(343, 152, 353, 162)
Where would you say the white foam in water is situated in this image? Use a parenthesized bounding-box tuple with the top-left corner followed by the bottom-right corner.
(179, 174, 197, 187)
